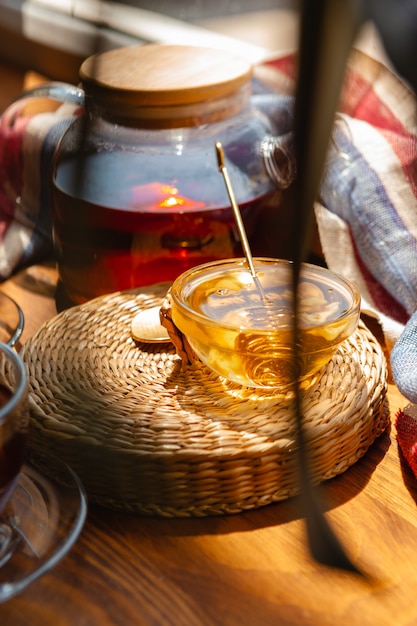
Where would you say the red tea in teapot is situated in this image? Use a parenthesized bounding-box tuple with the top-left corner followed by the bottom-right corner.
(52, 150, 281, 304)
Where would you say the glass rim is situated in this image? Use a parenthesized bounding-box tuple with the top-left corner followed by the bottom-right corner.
(171, 256, 361, 333)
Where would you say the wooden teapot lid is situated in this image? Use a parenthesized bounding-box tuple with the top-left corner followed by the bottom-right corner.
(79, 44, 253, 124)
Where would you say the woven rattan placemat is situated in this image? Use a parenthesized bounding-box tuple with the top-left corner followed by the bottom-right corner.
(21, 284, 389, 517)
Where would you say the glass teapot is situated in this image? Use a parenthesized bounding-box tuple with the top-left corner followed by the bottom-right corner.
(0, 44, 295, 305)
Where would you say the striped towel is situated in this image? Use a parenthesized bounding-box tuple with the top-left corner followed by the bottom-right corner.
(317, 65, 417, 405)
(259, 50, 417, 402)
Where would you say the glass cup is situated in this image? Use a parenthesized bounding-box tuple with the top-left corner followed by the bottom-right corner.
(0, 340, 87, 601)
(0, 299, 87, 601)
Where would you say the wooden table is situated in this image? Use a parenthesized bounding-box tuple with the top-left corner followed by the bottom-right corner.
(1, 58, 417, 626)
(0, 263, 415, 626)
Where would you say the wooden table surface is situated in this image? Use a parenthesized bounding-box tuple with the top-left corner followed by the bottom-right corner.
(1, 59, 417, 626)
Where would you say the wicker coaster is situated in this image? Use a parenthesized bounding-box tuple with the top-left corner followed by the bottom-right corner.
(21, 284, 389, 517)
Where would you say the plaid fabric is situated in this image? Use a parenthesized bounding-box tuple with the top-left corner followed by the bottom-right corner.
(258, 50, 417, 405)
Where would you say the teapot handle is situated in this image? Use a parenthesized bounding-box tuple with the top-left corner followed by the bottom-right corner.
(261, 132, 296, 189)
(0, 82, 84, 133)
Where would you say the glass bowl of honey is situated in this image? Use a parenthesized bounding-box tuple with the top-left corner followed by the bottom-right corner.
(170, 257, 361, 391)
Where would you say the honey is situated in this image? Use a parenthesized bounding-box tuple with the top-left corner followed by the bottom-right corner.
(171, 258, 360, 389)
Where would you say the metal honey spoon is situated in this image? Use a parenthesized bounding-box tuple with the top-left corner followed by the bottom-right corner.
(215, 141, 267, 304)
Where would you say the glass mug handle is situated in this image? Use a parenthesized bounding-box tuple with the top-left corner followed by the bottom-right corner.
(0, 80, 84, 174)
(261, 132, 296, 189)
(0, 81, 84, 158)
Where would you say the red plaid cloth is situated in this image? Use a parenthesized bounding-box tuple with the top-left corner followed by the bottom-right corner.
(256, 50, 417, 334)
(258, 50, 417, 477)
